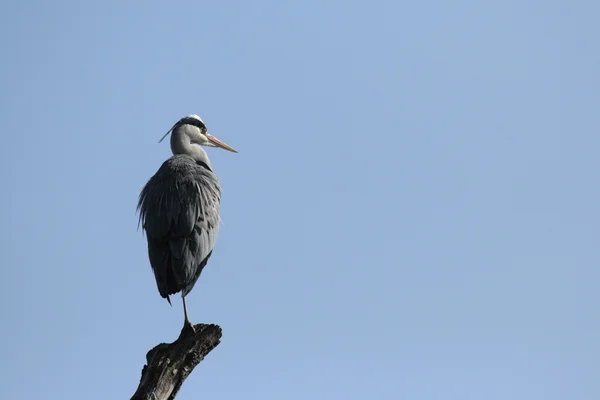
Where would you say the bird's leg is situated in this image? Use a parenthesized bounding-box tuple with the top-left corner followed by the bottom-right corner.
(182, 295, 195, 333)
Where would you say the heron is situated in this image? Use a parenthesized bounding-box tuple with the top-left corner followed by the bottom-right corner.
(137, 114, 237, 330)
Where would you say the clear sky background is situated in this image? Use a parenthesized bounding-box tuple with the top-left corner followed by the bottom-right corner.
(1, 1, 598, 399)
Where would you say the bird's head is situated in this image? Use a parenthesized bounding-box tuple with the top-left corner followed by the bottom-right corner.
(159, 114, 238, 153)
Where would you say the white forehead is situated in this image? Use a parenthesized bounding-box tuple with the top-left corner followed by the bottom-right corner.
(185, 114, 204, 124)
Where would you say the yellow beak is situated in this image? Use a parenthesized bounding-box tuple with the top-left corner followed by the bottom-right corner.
(206, 133, 238, 153)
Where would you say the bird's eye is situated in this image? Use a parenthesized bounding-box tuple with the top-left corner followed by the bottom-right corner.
(183, 118, 206, 132)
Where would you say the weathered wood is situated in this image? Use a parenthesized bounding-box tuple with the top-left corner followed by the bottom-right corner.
(131, 323, 222, 400)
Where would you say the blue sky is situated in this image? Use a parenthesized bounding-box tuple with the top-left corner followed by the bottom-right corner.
(1, 1, 599, 399)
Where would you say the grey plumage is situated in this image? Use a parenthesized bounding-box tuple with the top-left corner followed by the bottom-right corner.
(138, 154, 220, 301)
(137, 114, 237, 327)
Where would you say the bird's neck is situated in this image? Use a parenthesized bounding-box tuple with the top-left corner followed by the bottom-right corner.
(170, 130, 213, 170)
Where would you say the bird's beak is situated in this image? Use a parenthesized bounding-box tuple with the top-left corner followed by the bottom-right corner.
(206, 133, 238, 153)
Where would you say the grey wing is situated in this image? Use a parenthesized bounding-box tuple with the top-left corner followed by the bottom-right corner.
(137, 159, 221, 298)
(170, 171, 221, 296)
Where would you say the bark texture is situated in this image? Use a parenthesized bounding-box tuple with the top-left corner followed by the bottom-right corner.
(131, 323, 222, 400)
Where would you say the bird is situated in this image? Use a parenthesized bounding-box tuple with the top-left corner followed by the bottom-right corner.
(137, 114, 237, 330)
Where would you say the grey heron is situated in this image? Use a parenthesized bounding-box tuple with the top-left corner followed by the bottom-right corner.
(137, 114, 237, 330)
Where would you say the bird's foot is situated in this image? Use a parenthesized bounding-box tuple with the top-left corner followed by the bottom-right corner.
(183, 319, 196, 334)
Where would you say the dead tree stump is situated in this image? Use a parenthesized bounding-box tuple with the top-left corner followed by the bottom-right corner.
(131, 323, 222, 400)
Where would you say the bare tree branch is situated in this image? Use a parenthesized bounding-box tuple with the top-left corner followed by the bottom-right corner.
(131, 323, 222, 400)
